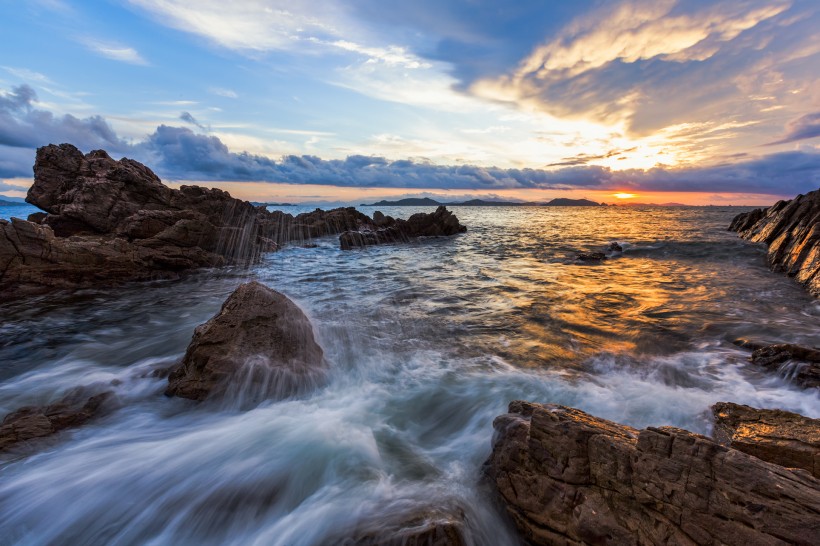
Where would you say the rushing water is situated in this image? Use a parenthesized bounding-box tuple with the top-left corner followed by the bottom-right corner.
(1, 205, 819, 545)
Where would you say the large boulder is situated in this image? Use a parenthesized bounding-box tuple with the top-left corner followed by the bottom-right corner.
(485, 401, 820, 546)
(729, 189, 820, 297)
(0, 389, 113, 453)
(340, 206, 466, 250)
(712, 402, 820, 478)
(166, 281, 326, 403)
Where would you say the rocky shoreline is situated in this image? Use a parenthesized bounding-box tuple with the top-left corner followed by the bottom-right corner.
(1, 144, 466, 299)
(729, 187, 820, 297)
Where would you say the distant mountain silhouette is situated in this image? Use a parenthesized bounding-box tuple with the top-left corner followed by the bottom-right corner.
(361, 197, 602, 207)
(0, 198, 27, 206)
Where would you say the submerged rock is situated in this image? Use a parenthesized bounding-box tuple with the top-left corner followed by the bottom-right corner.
(166, 281, 326, 403)
(0, 389, 113, 453)
(750, 343, 820, 389)
(729, 188, 820, 297)
(346, 507, 466, 546)
(339, 206, 466, 250)
(712, 402, 820, 478)
(576, 252, 607, 262)
(485, 401, 820, 546)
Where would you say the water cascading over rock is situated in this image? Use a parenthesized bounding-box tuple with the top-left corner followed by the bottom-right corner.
(165, 281, 327, 406)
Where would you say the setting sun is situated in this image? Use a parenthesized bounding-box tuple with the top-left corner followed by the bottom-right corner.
(612, 193, 637, 199)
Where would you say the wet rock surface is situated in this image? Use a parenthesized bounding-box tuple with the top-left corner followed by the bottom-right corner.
(712, 402, 820, 478)
(2, 144, 457, 298)
(750, 343, 820, 389)
(166, 281, 327, 403)
(485, 401, 820, 546)
(730, 188, 820, 297)
(339, 206, 466, 250)
(345, 507, 466, 546)
(0, 389, 113, 453)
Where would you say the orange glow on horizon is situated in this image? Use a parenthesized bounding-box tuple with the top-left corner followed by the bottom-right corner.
(612, 192, 637, 199)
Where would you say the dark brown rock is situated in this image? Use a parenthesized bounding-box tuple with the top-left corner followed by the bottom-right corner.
(4, 144, 454, 298)
(0, 389, 113, 453)
(577, 252, 607, 261)
(750, 343, 820, 389)
(339, 206, 466, 249)
(166, 281, 326, 403)
(712, 402, 820, 478)
(729, 189, 820, 297)
(485, 401, 820, 546)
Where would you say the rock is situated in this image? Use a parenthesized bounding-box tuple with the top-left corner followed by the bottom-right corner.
(0, 389, 113, 453)
(166, 281, 327, 403)
(485, 401, 820, 546)
(4, 144, 453, 298)
(750, 343, 820, 389)
(729, 189, 820, 297)
(347, 508, 466, 546)
(340, 206, 466, 250)
(609, 241, 623, 252)
(576, 252, 607, 262)
(712, 402, 820, 478)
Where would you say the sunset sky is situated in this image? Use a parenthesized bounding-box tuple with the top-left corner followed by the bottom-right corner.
(1, 0, 818, 205)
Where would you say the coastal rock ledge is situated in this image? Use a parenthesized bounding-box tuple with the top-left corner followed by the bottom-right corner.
(485, 401, 820, 546)
(166, 281, 327, 403)
(729, 188, 820, 297)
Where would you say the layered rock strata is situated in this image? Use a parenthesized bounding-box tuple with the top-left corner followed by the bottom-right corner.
(729, 188, 820, 297)
(486, 401, 820, 546)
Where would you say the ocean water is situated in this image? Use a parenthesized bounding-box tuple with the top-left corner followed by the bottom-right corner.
(1, 205, 818, 545)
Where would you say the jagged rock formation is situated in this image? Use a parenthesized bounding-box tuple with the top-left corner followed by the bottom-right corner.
(485, 401, 820, 546)
(166, 281, 326, 403)
(749, 343, 820, 389)
(712, 402, 820, 478)
(0, 144, 413, 297)
(339, 206, 466, 250)
(729, 188, 820, 297)
(0, 389, 112, 453)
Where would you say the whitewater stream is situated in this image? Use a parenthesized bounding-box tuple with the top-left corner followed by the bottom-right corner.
(1, 205, 819, 545)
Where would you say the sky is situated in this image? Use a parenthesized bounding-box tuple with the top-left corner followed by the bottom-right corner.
(0, 0, 818, 205)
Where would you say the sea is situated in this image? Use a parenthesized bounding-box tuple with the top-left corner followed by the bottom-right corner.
(1, 204, 818, 545)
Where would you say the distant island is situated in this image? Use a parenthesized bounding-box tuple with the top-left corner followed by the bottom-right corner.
(0, 198, 27, 206)
(361, 197, 603, 207)
(252, 202, 296, 207)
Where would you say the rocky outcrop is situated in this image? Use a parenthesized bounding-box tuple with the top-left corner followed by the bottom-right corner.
(750, 343, 820, 389)
(712, 402, 820, 478)
(486, 401, 820, 546)
(166, 281, 326, 403)
(729, 189, 820, 297)
(0, 389, 112, 453)
(1, 144, 429, 297)
(339, 206, 466, 250)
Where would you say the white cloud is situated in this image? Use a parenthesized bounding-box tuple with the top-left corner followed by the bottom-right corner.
(209, 87, 238, 98)
(81, 38, 149, 65)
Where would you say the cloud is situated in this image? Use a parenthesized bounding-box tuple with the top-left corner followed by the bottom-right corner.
(767, 112, 820, 145)
(132, 125, 819, 195)
(470, 0, 805, 136)
(0, 179, 29, 192)
(209, 87, 238, 99)
(0, 85, 127, 175)
(81, 38, 149, 65)
(179, 111, 208, 131)
(1, 86, 818, 195)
